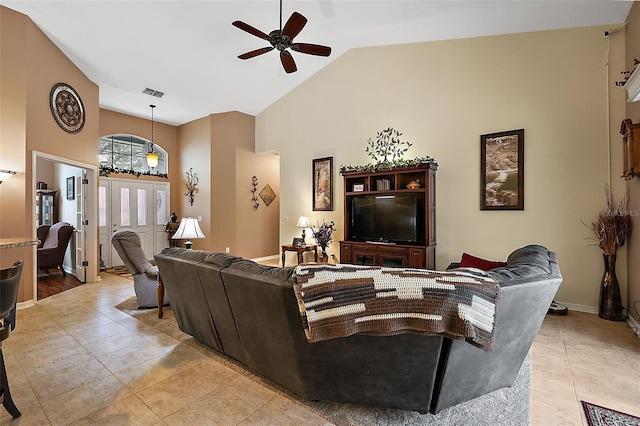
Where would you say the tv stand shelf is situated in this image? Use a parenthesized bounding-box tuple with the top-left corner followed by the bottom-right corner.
(340, 163, 437, 269)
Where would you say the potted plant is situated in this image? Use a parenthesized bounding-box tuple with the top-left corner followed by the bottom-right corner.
(311, 220, 336, 263)
(588, 185, 632, 321)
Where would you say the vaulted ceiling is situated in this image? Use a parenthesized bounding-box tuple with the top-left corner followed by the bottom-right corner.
(3, 1, 633, 126)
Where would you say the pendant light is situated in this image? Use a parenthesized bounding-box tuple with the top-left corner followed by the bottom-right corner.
(146, 104, 159, 168)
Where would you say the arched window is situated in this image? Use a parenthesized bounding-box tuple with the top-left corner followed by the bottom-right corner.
(99, 134, 167, 176)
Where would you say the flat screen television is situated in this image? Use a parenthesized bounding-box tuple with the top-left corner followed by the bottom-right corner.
(349, 193, 425, 245)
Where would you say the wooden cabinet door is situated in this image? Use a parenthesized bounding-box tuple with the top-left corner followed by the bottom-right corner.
(352, 244, 377, 266)
(408, 248, 426, 269)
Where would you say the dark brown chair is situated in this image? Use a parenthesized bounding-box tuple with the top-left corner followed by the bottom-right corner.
(37, 222, 73, 276)
(1, 260, 24, 418)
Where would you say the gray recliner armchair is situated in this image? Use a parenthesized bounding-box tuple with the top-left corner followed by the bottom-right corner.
(111, 229, 169, 308)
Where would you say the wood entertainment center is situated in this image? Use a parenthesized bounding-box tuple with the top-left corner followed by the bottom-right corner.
(339, 162, 437, 269)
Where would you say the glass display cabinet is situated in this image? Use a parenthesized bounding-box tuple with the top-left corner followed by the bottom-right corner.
(35, 189, 57, 226)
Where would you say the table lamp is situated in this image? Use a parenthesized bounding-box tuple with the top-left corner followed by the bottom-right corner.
(297, 215, 310, 244)
(172, 217, 205, 249)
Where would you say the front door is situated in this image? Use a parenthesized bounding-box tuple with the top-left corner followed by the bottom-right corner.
(100, 178, 170, 268)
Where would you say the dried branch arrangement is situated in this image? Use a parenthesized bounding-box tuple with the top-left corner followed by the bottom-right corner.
(588, 185, 632, 255)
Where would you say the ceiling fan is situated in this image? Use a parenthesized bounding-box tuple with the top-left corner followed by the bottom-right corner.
(232, 0, 332, 74)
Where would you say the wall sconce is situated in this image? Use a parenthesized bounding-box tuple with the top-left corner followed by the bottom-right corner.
(297, 215, 310, 244)
(185, 168, 199, 206)
(146, 105, 159, 168)
(171, 217, 205, 249)
(0, 170, 17, 184)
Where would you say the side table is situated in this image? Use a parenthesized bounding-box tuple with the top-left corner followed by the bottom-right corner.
(281, 244, 318, 267)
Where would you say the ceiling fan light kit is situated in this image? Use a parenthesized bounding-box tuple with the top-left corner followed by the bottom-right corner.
(232, 1, 331, 73)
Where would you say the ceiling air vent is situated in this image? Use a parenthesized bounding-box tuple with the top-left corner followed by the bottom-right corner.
(142, 88, 165, 98)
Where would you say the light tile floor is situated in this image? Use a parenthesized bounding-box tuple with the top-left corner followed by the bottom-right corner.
(530, 309, 640, 425)
(1, 273, 639, 425)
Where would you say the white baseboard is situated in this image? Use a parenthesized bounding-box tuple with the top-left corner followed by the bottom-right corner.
(17, 299, 36, 310)
(628, 314, 640, 337)
(249, 254, 279, 262)
(557, 301, 640, 338)
(555, 301, 598, 314)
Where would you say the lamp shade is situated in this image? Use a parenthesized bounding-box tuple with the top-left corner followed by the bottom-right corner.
(296, 215, 310, 228)
(0, 170, 17, 184)
(146, 152, 159, 168)
(172, 217, 205, 249)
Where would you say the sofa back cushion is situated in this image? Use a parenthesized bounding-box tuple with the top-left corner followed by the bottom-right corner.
(488, 244, 560, 287)
(195, 253, 245, 362)
(154, 248, 223, 350)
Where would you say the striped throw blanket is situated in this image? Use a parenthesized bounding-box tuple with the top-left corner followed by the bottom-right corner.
(293, 264, 501, 351)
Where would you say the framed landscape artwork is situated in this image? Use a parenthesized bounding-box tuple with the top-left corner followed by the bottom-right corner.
(313, 157, 333, 211)
(480, 129, 524, 210)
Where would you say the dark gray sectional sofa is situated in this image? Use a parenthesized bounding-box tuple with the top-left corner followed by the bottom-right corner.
(154, 244, 561, 414)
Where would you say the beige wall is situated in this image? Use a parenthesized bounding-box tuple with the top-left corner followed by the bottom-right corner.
(625, 3, 640, 325)
(1, 6, 99, 303)
(0, 7, 32, 299)
(257, 26, 626, 311)
(1, 6, 279, 305)
(176, 116, 211, 250)
(235, 147, 280, 259)
(177, 112, 280, 257)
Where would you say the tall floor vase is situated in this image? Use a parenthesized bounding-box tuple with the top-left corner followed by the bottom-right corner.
(599, 253, 625, 321)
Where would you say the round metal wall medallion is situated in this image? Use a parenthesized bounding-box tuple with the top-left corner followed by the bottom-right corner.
(50, 83, 85, 133)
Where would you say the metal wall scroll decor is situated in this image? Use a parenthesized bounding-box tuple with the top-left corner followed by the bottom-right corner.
(185, 168, 199, 206)
(251, 176, 259, 210)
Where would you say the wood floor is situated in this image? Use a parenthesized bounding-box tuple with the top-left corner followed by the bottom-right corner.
(37, 271, 84, 300)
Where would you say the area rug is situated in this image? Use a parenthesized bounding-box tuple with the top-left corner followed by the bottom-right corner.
(582, 401, 640, 426)
(116, 297, 531, 425)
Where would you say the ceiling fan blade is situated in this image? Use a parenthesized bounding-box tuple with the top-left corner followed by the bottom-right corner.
(232, 20, 270, 40)
(238, 46, 274, 60)
(291, 43, 332, 57)
(282, 12, 307, 40)
(280, 50, 297, 73)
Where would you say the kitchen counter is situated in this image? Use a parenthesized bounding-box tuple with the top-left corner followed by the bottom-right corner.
(0, 238, 38, 250)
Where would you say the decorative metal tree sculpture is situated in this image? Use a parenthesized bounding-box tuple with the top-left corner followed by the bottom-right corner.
(365, 127, 412, 164)
(185, 168, 199, 206)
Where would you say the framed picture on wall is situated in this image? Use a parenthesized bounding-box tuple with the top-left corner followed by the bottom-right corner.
(480, 129, 524, 210)
(312, 157, 333, 211)
(66, 176, 75, 201)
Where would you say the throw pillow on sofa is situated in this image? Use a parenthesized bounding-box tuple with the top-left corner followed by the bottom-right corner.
(459, 252, 507, 271)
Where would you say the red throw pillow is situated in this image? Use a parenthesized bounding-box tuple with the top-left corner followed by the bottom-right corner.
(459, 253, 506, 271)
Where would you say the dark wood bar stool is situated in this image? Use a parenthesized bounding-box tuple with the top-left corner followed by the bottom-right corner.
(0, 260, 23, 419)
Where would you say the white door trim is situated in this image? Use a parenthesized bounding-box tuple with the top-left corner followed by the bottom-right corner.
(32, 151, 98, 304)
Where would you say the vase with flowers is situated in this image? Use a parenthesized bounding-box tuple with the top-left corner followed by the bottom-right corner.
(311, 220, 336, 263)
(588, 185, 632, 321)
